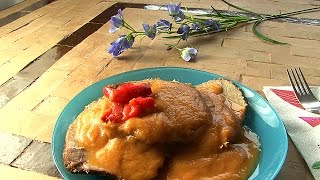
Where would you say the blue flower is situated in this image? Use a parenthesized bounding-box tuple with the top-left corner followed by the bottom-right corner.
(177, 24, 190, 40)
(143, 23, 157, 40)
(109, 9, 124, 33)
(167, 3, 181, 16)
(167, 3, 184, 22)
(156, 19, 172, 31)
(108, 35, 134, 57)
(173, 10, 184, 22)
(181, 47, 197, 61)
(204, 19, 221, 31)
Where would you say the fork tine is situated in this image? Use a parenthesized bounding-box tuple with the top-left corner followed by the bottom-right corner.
(298, 68, 312, 95)
(294, 68, 307, 95)
(287, 69, 300, 96)
(290, 68, 304, 95)
(287, 68, 320, 113)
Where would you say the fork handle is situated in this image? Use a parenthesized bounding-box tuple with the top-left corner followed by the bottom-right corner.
(308, 109, 320, 115)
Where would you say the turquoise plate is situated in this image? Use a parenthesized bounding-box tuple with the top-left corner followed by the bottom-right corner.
(52, 67, 288, 180)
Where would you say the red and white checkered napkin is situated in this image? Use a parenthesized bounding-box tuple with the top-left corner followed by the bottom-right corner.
(263, 86, 320, 179)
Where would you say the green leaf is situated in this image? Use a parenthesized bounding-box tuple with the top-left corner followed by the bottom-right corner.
(252, 20, 288, 44)
(313, 161, 320, 169)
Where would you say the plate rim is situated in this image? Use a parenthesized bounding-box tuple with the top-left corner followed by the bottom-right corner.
(52, 66, 288, 180)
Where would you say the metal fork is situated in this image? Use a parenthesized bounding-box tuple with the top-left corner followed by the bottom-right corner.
(287, 68, 320, 115)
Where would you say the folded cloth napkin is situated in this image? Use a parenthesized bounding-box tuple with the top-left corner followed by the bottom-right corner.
(263, 86, 320, 179)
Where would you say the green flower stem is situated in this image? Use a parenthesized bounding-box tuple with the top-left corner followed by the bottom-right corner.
(225, 21, 238, 30)
(194, 6, 320, 21)
(129, 32, 146, 38)
(236, 19, 251, 23)
(185, 15, 206, 23)
(143, 2, 319, 44)
(221, 0, 262, 17)
(218, 0, 320, 23)
(264, 7, 320, 20)
(194, 14, 248, 20)
(220, 0, 319, 45)
(186, 39, 195, 48)
(211, 6, 223, 17)
(185, 14, 250, 32)
(195, 14, 250, 21)
(163, 26, 239, 39)
(175, 38, 182, 46)
(248, 7, 320, 44)
(219, 19, 239, 24)
(132, 32, 145, 34)
(188, 14, 249, 23)
(123, 21, 136, 32)
(164, 43, 182, 51)
(172, 45, 182, 51)
(252, 19, 287, 44)
(162, 19, 242, 39)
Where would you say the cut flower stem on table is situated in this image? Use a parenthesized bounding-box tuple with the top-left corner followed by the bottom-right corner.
(107, 0, 320, 61)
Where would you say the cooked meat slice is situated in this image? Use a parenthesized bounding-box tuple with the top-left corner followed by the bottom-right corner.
(196, 79, 247, 146)
(119, 79, 212, 144)
(167, 80, 255, 180)
(63, 97, 165, 180)
(197, 79, 247, 120)
(63, 120, 117, 178)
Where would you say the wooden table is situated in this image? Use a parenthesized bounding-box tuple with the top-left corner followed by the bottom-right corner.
(0, 0, 319, 179)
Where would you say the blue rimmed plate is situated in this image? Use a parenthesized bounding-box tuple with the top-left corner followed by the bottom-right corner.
(52, 67, 288, 180)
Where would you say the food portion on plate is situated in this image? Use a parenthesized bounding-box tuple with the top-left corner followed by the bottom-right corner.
(63, 79, 260, 180)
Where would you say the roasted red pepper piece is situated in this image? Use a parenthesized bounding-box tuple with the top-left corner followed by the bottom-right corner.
(123, 104, 140, 120)
(129, 97, 155, 109)
(101, 107, 112, 122)
(102, 103, 124, 123)
(103, 83, 152, 103)
(122, 97, 155, 120)
(101, 83, 155, 123)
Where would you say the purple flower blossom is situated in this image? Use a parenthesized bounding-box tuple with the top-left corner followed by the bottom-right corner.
(108, 35, 134, 57)
(167, 3, 184, 22)
(109, 9, 124, 33)
(156, 19, 172, 31)
(143, 23, 157, 40)
(173, 10, 185, 22)
(181, 47, 197, 61)
(167, 3, 181, 16)
(204, 19, 221, 31)
(177, 24, 190, 40)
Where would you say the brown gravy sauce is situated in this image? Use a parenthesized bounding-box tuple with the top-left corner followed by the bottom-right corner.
(74, 81, 260, 180)
(163, 129, 260, 180)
